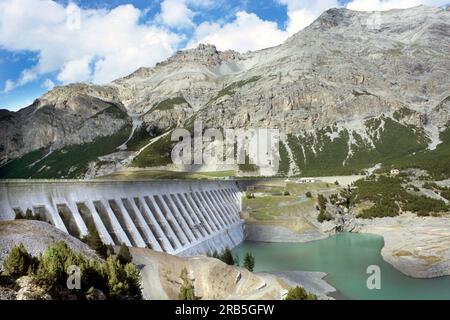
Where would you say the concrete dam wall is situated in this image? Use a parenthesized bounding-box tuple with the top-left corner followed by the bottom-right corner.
(0, 180, 245, 256)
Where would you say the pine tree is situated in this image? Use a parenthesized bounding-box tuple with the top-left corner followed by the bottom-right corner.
(3, 243, 35, 277)
(284, 286, 317, 300)
(243, 252, 255, 272)
(83, 224, 108, 259)
(220, 248, 235, 266)
(117, 243, 133, 265)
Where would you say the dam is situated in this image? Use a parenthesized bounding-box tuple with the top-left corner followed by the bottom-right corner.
(0, 180, 245, 256)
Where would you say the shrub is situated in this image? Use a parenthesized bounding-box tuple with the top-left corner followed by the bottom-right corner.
(36, 241, 84, 287)
(178, 267, 195, 300)
(83, 225, 108, 259)
(220, 248, 235, 266)
(117, 243, 133, 265)
(283, 191, 290, 196)
(3, 240, 142, 300)
(3, 243, 36, 277)
(360, 199, 399, 219)
(317, 194, 328, 211)
(441, 189, 450, 201)
(284, 286, 317, 300)
(317, 210, 333, 223)
(243, 253, 255, 272)
(305, 192, 313, 198)
(104, 256, 142, 300)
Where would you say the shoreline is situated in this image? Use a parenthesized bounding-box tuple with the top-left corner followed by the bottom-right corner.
(265, 271, 344, 300)
(241, 215, 450, 299)
(354, 214, 450, 278)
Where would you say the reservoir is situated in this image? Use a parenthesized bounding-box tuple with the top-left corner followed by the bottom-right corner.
(232, 233, 450, 300)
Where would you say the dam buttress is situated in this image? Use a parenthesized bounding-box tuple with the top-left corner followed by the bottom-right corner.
(0, 180, 245, 256)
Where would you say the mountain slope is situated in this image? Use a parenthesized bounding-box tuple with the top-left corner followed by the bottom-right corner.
(0, 5, 449, 179)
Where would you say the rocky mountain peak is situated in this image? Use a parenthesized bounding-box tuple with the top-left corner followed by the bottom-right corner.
(156, 43, 241, 68)
(311, 7, 356, 30)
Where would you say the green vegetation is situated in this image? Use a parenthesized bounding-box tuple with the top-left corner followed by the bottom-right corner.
(178, 267, 195, 300)
(117, 243, 133, 265)
(208, 76, 261, 104)
(126, 125, 163, 151)
(2, 242, 142, 300)
(353, 175, 449, 218)
(285, 117, 432, 177)
(0, 125, 132, 179)
(317, 194, 332, 223)
(243, 253, 255, 272)
(90, 105, 128, 120)
(242, 181, 335, 228)
(305, 192, 313, 198)
(220, 248, 235, 266)
(152, 97, 189, 112)
(284, 286, 317, 300)
(132, 133, 175, 168)
(278, 141, 290, 176)
(441, 191, 450, 201)
(2, 243, 37, 277)
(83, 226, 108, 259)
(386, 127, 450, 179)
(393, 107, 416, 121)
(238, 153, 259, 173)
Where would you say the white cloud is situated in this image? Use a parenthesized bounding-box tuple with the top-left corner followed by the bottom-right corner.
(1, 0, 447, 98)
(188, 11, 289, 52)
(57, 56, 92, 84)
(158, 0, 195, 29)
(346, 0, 449, 11)
(0, 0, 182, 89)
(41, 78, 55, 91)
(3, 80, 15, 93)
(2, 68, 39, 93)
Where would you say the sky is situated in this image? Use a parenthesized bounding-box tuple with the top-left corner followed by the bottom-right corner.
(0, 0, 448, 111)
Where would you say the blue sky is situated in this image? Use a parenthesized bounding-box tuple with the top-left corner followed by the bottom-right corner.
(0, 0, 448, 111)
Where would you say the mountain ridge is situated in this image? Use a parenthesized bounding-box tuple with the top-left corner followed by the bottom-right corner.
(1, 5, 449, 178)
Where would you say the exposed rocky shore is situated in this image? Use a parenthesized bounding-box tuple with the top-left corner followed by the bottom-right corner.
(353, 214, 450, 278)
(131, 247, 336, 300)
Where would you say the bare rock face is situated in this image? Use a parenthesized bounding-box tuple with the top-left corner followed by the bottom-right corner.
(1, 6, 449, 177)
(356, 214, 450, 278)
(16, 276, 52, 300)
(0, 83, 131, 163)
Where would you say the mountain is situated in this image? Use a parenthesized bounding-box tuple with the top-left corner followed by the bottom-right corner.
(1, 5, 449, 179)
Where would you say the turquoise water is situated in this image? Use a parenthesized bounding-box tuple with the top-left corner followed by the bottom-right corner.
(232, 233, 450, 300)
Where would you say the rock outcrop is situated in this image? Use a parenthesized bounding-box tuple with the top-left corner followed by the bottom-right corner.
(355, 214, 450, 278)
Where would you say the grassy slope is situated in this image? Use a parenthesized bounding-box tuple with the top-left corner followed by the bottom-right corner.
(283, 117, 432, 177)
(243, 181, 338, 232)
(152, 97, 189, 112)
(131, 133, 175, 168)
(387, 127, 450, 179)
